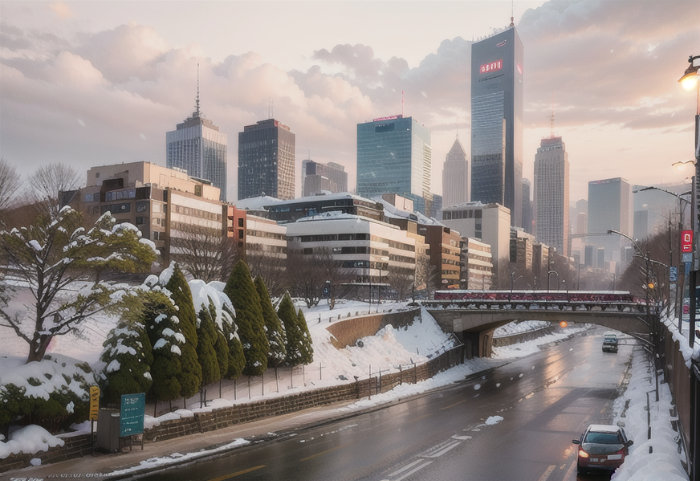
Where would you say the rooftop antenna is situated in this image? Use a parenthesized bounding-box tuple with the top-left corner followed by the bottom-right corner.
(510, 0, 515, 27)
(550, 96, 556, 138)
(401, 91, 404, 117)
(195, 63, 201, 118)
(268, 98, 274, 120)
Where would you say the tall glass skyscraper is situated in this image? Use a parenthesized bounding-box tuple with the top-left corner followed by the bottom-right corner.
(356, 115, 432, 209)
(166, 95, 227, 201)
(470, 27, 523, 227)
(442, 137, 469, 208)
(587, 177, 633, 263)
(238, 119, 296, 201)
(534, 137, 569, 256)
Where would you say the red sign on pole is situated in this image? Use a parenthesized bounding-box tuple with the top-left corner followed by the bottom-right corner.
(682, 230, 693, 252)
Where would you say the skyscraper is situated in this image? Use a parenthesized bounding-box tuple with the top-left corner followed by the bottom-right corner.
(166, 79, 227, 201)
(441, 137, 469, 208)
(302, 160, 348, 196)
(470, 26, 523, 227)
(238, 119, 295, 201)
(587, 177, 633, 262)
(356, 115, 432, 213)
(534, 136, 569, 256)
(521, 178, 533, 235)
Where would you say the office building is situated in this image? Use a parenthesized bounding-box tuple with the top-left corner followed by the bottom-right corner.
(356, 115, 432, 214)
(534, 136, 569, 256)
(442, 137, 469, 208)
(302, 160, 348, 196)
(587, 177, 633, 262)
(238, 119, 295, 201)
(470, 26, 524, 227)
(522, 178, 533, 234)
(166, 89, 227, 201)
(460, 237, 493, 290)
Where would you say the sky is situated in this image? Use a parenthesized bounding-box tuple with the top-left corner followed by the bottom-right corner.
(1, 0, 699, 204)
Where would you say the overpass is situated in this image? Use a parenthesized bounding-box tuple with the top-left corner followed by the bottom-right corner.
(421, 298, 654, 358)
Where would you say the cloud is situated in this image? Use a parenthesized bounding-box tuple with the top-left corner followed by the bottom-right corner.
(49, 2, 73, 19)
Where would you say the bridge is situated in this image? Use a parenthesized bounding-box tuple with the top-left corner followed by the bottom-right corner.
(421, 298, 654, 358)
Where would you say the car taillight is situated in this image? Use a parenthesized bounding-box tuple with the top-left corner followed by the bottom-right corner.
(616, 447, 626, 456)
(578, 448, 589, 458)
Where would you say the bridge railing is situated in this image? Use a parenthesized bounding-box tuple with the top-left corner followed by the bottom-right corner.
(420, 299, 646, 313)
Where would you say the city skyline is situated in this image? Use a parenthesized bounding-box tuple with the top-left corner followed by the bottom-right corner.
(1, 1, 698, 203)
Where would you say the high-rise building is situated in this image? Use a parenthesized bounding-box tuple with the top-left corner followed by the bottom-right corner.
(166, 85, 227, 201)
(441, 137, 469, 208)
(302, 160, 348, 196)
(522, 178, 533, 234)
(534, 136, 569, 256)
(238, 119, 295, 201)
(587, 177, 633, 262)
(356, 115, 432, 212)
(470, 27, 524, 227)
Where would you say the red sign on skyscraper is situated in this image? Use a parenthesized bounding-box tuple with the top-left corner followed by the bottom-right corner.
(682, 230, 693, 252)
(480, 60, 503, 74)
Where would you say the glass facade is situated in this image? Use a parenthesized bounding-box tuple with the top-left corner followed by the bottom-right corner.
(238, 119, 296, 201)
(471, 27, 523, 227)
(356, 116, 431, 210)
(166, 118, 228, 202)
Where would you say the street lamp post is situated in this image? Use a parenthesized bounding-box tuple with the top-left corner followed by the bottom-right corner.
(510, 272, 522, 301)
(547, 270, 558, 292)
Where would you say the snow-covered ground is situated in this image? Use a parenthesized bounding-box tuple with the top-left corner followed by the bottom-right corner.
(0, 289, 692, 480)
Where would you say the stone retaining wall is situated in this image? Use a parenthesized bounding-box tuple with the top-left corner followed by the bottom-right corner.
(492, 325, 556, 347)
(326, 307, 419, 349)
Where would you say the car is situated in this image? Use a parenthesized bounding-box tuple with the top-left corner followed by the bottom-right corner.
(602, 332, 618, 353)
(572, 424, 633, 474)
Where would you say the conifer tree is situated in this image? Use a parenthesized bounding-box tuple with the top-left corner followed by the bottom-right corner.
(165, 263, 202, 399)
(100, 314, 153, 404)
(223, 260, 269, 376)
(296, 308, 314, 364)
(145, 293, 183, 403)
(255, 276, 287, 368)
(277, 293, 303, 366)
(195, 299, 221, 389)
(221, 303, 245, 379)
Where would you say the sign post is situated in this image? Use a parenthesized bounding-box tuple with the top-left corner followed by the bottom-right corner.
(89, 386, 99, 454)
(120, 393, 146, 451)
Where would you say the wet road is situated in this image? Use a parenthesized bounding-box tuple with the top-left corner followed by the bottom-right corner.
(137, 328, 633, 481)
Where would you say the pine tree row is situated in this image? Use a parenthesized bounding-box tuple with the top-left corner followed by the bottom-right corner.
(100, 260, 313, 406)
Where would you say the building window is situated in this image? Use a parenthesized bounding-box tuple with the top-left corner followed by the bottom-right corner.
(136, 202, 149, 213)
(238, 218, 244, 227)
(303, 248, 313, 255)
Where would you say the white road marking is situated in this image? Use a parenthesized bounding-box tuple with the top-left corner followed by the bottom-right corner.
(389, 461, 433, 481)
(537, 464, 556, 481)
(424, 440, 461, 458)
(388, 459, 425, 477)
(451, 435, 472, 440)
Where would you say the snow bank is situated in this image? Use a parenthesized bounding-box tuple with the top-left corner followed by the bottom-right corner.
(0, 425, 64, 459)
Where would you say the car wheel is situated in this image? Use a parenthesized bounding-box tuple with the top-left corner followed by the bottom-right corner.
(576, 461, 583, 474)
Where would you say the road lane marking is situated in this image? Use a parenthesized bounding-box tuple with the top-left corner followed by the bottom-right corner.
(299, 442, 355, 462)
(537, 464, 556, 481)
(208, 465, 265, 480)
(404, 413, 433, 424)
(424, 440, 461, 458)
(391, 460, 433, 481)
(440, 399, 468, 410)
(388, 459, 426, 477)
(451, 435, 471, 440)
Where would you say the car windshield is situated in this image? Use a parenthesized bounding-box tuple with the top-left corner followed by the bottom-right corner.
(585, 432, 621, 444)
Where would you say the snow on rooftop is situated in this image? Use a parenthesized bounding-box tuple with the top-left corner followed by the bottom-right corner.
(373, 197, 443, 226)
(234, 195, 284, 211)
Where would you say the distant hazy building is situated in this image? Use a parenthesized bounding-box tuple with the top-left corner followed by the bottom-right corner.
(166, 91, 227, 201)
(587, 177, 632, 262)
(441, 137, 469, 208)
(522, 178, 533, 234)
(471, 26, 524, 227)
(238, 119, 295, 201)
(534, 136, 569, 256)
(356, 115, 433, 214)
(302, 160, 348, 196)
(632, 181, 689, 239)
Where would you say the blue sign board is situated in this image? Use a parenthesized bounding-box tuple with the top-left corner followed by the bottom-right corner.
(670, 266, 678, 283)
(120, 393, 145, 437)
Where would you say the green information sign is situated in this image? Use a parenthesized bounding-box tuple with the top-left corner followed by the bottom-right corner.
(120, 393, 145, 437)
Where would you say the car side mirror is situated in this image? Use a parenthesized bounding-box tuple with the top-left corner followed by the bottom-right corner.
(572, 440, 580, 445)
(626, 440, 634, 447)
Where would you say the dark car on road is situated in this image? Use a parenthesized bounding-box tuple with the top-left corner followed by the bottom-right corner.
(602, 332, 618, 353)
(573, 424, 633, 474)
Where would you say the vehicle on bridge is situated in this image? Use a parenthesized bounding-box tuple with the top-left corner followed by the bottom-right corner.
(434, 289, 636, 303)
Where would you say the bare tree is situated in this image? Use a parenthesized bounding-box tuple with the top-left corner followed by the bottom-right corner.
(170, 223, 238, 282)
(387, 265, 414, 301)
(286, 248, 350, 308)
(27, 163, 81, 219)
(0, 157, 21, 220)
(246, 248, 288, 298)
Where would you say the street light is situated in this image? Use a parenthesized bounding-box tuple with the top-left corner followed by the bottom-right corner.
(510, 272, 523, 301)
(547, 270, 558, 292)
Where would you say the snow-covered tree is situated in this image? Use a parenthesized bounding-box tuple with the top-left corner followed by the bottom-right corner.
(255, 276, 286, 368)
(99, 299, 154, 404)
(223, 260, 269, 376)
(296, 308, 314, 364)
(222, 302, 245, 380)
(0, 207, 157, 363)
(278, 293, 303, 367)
(164, 264, 201, 399)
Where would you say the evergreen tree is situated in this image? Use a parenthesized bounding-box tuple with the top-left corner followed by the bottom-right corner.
(296, 308, 314, 364)
(221, 303, 245, 379)
(255, 276, 287, 367)
(223, 260, 269, 376)
(165, 263, 202, 399)
(144, 293, 183, 403)
(277, 293, 303, 366)
(100, 314, 153, 404)
(195, 298, 222, 388)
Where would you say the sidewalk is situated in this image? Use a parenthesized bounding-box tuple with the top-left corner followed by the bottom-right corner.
(5, 397, 373, 480)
